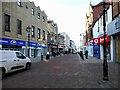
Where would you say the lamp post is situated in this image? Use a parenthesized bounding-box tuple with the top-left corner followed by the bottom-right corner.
(26, 26, 31, 57)
(92, 0, 111, 81)
(103, 0, 108, 81)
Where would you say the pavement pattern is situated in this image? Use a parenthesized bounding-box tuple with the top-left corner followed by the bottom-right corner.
(2, 54, 119, 89)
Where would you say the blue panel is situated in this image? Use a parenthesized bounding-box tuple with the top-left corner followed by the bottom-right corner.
(39, 44, 47, 48)
(93, 44, 100, 59)
(107, 17, 120, 36)
(29, 42, 38, 47)
(0, 38, 26, 46)
(89, 42, 93, 46)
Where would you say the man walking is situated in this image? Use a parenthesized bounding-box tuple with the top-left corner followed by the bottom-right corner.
(79, 50, 84, 60)
(85, 50, 88, 59)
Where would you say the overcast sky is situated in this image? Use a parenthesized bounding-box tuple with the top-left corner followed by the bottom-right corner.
(29, 0, 101, 47)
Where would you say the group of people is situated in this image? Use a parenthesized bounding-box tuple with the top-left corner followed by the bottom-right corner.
(79, 50, 88, 60)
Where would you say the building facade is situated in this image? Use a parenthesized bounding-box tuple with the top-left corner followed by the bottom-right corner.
(70, 40, 76, 54)
(85, 0, 112, 59)
(85, 1, 94, 56)
(60, 32, 70, 54)
(92, 1, 112, 60)
(0, 0, 48, 58)
(107, 0, 120, 62)
(47, 20, 59, 56)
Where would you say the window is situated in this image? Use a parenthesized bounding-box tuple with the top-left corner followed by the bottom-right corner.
(32, 8, 34, 15)
(43, 30, 45, 40)
(4, 14, 10, 32)
(16, 52, 26, 59)
(38, 13, 40, 19)
(17, 19, 22, 34)
(42, 16, 45, 22)
(31, 26, 35, 38)
(38, 28, 41, 39)
(17, 0, 21, 6)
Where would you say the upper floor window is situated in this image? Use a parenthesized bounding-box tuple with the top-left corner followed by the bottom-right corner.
(4, 14, 10, 32)
(42, 16, 45, 22)
(38, 28, 41, 39)
(43, 30, 45, 40)
(32, 8, 35, 15)
(17, 0, 21, 6)
(17, 19, 22, 34)
(31, 26, 35, 38)
(38, 13, 40, 19)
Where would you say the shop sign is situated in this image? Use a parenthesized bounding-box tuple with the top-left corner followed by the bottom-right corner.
(29, 43, 47, 48)
(29, 42, 38, 47)
(93, 38, 100, 44)
(93, 35, 109, 44)
(85, 42, 89, 46)
(52, 46, 57, 48)
(89, 42, 93, 46)
(40, 44, 47, 48)
(58, 44, 65, 48)
(0, 38, 26, 46)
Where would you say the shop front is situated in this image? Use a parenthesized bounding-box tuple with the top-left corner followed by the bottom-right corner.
(58, 44, 65, 54)
(28, 42, 38, 58)
(84, 41, 93, 56)
(93, 35, 110, 60)
(28, 42, 47, 58)
(0, 38, 26, 54)
(107, 16, 120, 62)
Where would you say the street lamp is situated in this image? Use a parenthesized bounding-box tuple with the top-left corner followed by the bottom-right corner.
(26, 26, 31, 57)
(102, 1, 108, 81)
(93, 0, 111, 81)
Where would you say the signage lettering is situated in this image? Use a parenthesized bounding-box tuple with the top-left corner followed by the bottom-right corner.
(93, 35, 109, 44)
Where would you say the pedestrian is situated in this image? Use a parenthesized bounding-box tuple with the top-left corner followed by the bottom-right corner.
(79, 50, 84, 60)
(85, 50, 88, 59)
(41, 53, 43, 61)
(46, 52, 50, 60)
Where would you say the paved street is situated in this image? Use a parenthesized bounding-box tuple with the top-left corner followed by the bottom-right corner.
(2, 54, 118, 88)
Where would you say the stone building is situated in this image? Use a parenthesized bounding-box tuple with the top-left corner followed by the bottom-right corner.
(47, 20, 59, 56)
(0, 0, 48, 58)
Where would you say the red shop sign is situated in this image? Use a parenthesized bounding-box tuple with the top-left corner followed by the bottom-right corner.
(93, 38, 100, 44)
(93, 35, 109, 44)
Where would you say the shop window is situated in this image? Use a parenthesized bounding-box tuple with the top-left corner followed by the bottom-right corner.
(31, 49, 34, 57)
(4, 14, 10, 32)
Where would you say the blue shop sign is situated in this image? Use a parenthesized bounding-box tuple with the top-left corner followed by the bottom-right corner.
(39, 44, 47, 48)
(89, 42, 93, 46)
(0, 38, 26, 46)
(29, 42, 38, 47)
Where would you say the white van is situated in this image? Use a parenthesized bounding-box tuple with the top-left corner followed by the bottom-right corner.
(0, 50, 31, 79)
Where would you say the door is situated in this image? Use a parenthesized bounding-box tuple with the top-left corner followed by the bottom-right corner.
(16, 52, 27, 69)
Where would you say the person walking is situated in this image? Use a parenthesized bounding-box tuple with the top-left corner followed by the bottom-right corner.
(46, 52, 50, 60)
(79, 50, 84, 60)
(85, 50, 88, 59)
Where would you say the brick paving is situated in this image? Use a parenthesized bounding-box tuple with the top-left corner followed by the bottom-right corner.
(2, 54, 119, 89)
